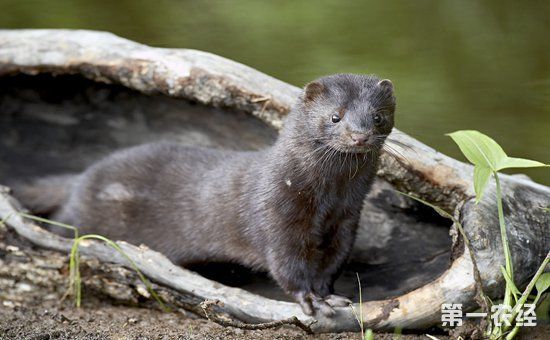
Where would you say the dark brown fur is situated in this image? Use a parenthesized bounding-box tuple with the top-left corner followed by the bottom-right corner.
(14, 74, 396, 316)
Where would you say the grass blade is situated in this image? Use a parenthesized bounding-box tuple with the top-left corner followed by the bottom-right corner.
(75, 234, 169, 311)
(500, 265, 520, 299)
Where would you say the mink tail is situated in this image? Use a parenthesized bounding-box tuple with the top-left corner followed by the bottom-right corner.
(9, 174, 78, 215)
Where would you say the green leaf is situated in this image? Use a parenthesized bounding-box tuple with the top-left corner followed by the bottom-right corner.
(497, 157, 548, 171)
(364, 329, 374, 340)
(473, 166, 492, 202)
(500, 265, 520, 297)
(535, 272, 550, 296)
(447, 130, 507, 171)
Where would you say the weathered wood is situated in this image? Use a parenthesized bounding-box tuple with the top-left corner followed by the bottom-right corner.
(0, 29, 548, 333)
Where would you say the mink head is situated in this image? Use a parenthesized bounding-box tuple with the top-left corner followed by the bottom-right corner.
(298, 74, 396, 153)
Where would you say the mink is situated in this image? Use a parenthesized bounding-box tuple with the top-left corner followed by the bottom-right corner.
(15, 74, 396, 316)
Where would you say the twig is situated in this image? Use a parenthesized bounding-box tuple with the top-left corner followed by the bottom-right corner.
(200, 300, 314, 334)
(445, 201, 491, 333)
(453, 202, 491, 329)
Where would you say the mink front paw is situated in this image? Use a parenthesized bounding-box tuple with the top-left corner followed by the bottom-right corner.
(324, 294, 352, 307)
(293, 291, 337, 317)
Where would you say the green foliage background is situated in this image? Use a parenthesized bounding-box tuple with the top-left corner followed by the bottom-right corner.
(1, 0, 548, 183)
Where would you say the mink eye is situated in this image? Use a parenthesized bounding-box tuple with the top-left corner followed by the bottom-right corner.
(331, 114, 341, 123)
(373, 113, 383, 126)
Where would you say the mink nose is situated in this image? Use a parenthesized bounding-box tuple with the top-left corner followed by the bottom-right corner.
(350, 133, 369, 146)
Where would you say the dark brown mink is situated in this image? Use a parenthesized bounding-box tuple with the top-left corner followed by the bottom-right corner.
(13, 74, 396, 316)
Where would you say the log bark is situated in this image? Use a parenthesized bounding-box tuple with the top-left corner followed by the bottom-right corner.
(0, 29, 548, 333)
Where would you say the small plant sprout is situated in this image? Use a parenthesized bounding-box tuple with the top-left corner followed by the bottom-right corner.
(351, 272, 405, 339)
(364, 328, 374, 340)
(350, 273, 365, 339)
(18, 213, 168, 311)
(447, 130, 548, 339)
(446, 130, 548, 203)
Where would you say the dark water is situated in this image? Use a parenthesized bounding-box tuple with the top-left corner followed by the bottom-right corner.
(1, 0, 549, 184)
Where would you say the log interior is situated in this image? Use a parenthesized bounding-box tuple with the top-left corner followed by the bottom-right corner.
(0, 73, 452, 303)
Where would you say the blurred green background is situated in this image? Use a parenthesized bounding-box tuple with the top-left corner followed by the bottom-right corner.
(1, 0, 549, 184)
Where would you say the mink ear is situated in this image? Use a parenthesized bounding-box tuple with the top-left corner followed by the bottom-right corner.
(377, 79, 394, 93)
(304, 81, 325, 103)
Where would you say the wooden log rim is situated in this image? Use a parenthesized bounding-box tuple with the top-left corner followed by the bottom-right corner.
(0, 29, 548, 333)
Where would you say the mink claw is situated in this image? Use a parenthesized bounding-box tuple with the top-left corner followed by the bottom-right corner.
(324, 294, 352, 308)
(294, 292, 314, 316)
(295, 291, 337, 317)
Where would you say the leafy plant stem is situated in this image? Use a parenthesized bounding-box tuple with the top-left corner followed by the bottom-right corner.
(503, 251, 550, 339)
(495, 173, 514, 308)
(506, 326, 520, 340)
(490, 172, 515, 338)
(446, 130, 549, 339)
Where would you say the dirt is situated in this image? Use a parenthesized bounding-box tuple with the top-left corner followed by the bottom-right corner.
(0, 220, 547, 339)
(1, 301, 342, 340)
(1, 302, 548, 340)
(0, 302, 448, 340)
(0, 300, 431, 340)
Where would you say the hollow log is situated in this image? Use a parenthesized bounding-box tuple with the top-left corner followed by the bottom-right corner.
(0, 29, 548, 333)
